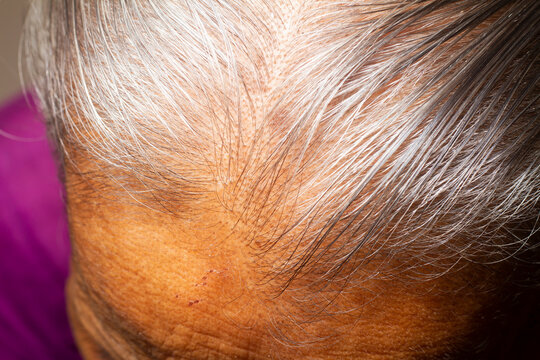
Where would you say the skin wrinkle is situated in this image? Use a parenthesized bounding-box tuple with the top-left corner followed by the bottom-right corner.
(64, 159, 516, 359)
(23, 0, 540, 358)
(65, 167, 284, 358)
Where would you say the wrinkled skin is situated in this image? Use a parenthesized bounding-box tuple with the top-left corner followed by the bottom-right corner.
(65, 165, 531, 360)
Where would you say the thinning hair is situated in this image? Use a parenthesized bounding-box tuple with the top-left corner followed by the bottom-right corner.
(24, 0, 540, 287)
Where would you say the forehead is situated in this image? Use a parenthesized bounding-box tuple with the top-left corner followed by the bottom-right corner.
(66, 187, 261, 358)
(65, 166, 507, 359)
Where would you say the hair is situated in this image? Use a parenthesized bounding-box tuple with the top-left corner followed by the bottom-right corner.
(24, 0, 539, 288)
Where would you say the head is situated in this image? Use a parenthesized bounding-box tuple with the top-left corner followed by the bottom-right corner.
(24, 0, 539, 359)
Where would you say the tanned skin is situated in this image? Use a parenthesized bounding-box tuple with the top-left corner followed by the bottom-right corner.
(65, 163, 518, 360)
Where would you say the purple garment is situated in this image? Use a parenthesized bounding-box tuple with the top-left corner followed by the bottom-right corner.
(0, 94, 80, 359)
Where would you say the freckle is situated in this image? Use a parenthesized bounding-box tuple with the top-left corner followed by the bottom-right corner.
(175, 294, 179, 298)
(188, 300, 200, 306)
(202, 276, 208, 281)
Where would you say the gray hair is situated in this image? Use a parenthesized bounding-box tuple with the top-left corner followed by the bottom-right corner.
(24, 0, 540, 287)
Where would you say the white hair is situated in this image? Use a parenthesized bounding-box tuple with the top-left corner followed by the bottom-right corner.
(24, 0, 540, 286)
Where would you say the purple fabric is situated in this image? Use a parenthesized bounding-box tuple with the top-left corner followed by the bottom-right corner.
(0, 94, 80, 359)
